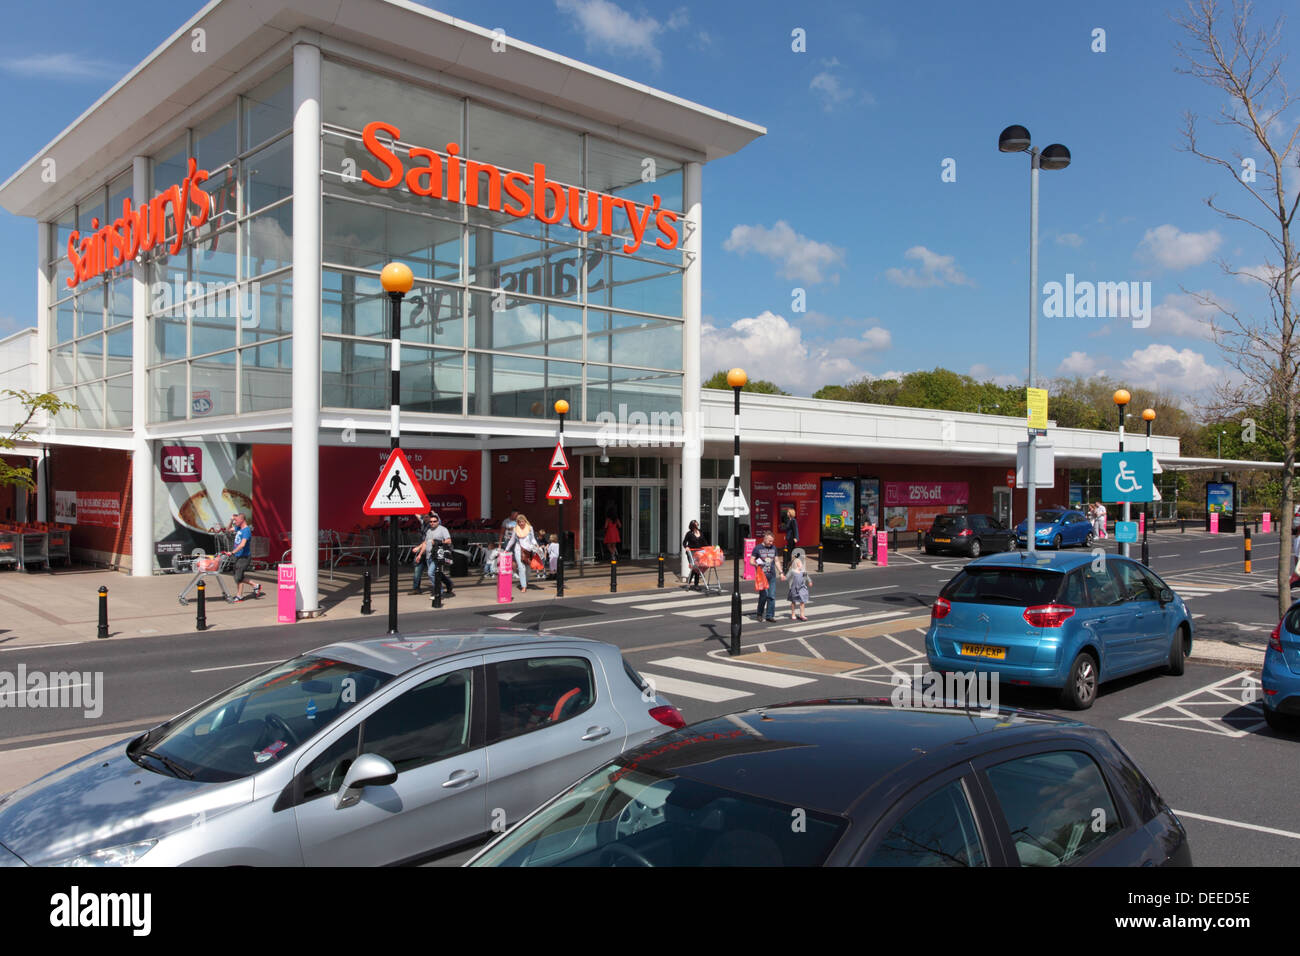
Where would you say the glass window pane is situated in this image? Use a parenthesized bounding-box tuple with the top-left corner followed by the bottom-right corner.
(194, 105, 237, 177)
(469, 292, 581, 359)
(191, 354, 236, 418)
(484, 354, 580, 419)
(54, 256, 75, 295)
(245, 273, 292, 343)
(322, 338, 388, 409)
(76, 188, 104, 236)
(54, 207, 76, 261)
(587, 366, 681, 422)
(243, 136, 292, 215)
(400, 347, 463, 414)
(468, 229, 582, 304)
(78, 285, 104, 337)
(323, 196, 461, 282)
(150, 363, 188, 422)
(152, 135, 189, 195)
(76, 381, 105, 429)
(244, 67, 292, 149)
(466, 102, 580, 196)
(323, 59, 462, 154)
(202, 165, 239, 233)
(191, 287, 238, 356)
(491, 657, 593, 742)
(865, 781, 986, 867)
(75, 334, 102, 381)
(151, 307, 187, 364)
(50, 343, 74, 390)
(404, 285, 462, 348)
(107, 171, 132, 228)
(594, 312, 681, 370)
(985, 751, 1122, 866)
(55, 299, 76, 343)
(591, 254, 682, 317)
(586, 138, 682, 212)
(193, 225, 238, 286)
(360, 668, 473, 772)
(108, 277, 133, 327)
(323, 269, 384, 338)
(241, 339, 292, 412)
(105, 327, 132, 377)
(105, 375, 132, 429)
(244, 202, 292, 277)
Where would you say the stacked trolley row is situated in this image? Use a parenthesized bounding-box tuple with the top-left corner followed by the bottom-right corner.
(0, 522, 72, 571)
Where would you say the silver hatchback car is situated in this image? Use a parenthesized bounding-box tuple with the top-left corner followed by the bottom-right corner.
(0, 631, 683, 866)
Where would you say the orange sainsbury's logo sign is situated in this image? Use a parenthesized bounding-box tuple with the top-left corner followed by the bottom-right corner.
(361, 121, 680, 255)
(66, 158, 211, 289)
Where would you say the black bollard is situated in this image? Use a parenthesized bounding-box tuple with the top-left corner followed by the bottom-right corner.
(890, 528, 898, 552)
(1141, 538, 1150, 566)
(658, 553, 665, 588)
(1180, 517, 1185, 533)
(96, 586, 108, 639)
(817, 544, 824, 573)
(869, 532, 877, 560)
(360, 570, 373, 615)
(196, 581, 207, 631)
(1244, 525, 1252, 574)
(850, 538, 859, 570)
(610, 557, 618, 593)
(433, 581, 442, 609)
(556, 554, 565, 598)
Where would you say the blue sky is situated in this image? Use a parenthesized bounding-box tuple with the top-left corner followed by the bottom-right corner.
(0, 0, 1294, 400)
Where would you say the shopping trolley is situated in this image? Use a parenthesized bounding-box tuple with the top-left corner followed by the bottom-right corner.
(177, 551, 236, 605)
(689, 545, 724, 594)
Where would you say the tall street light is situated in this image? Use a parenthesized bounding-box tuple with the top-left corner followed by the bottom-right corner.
(999, 125, 1071, 553)
(1114, 389, 1131, 558)
(554, 399, 568, 598)
(381, 261, 413, 634)
(728, 367, 746, 657)
(1143, 408, 1155, 565)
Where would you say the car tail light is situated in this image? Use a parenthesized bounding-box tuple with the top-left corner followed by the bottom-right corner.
(1023, 604, 1076, 627)
(957, 529, 973, 536)
(1269, 623, 1283, 653)
(932, 597, 951, 620)
(648, 705, 686, 729)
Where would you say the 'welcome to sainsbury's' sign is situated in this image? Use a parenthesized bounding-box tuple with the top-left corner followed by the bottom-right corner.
(360, 121, 680, 255)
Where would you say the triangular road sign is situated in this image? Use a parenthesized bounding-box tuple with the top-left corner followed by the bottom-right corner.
(717, 479, 749, 517)
(363, 448, 431, 515)
(549, 441, 569, 470)
(546, 471, 572, 501)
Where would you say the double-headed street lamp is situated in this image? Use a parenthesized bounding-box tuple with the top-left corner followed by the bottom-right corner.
(999, 125, 1071, 553)
(727, 367, 746, 657)
(381, 261, 414, 634)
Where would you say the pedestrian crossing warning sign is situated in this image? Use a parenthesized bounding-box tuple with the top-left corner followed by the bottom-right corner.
(546, 471, 572, 501)
(549, 440, 568, 470)
(363, 448, 431, 515)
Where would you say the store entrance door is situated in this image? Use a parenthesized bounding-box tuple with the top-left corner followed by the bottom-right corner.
(993, 487, 1012, 528)
(593, 486, 632, 560)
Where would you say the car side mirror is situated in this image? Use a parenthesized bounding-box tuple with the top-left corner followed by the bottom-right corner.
(1159, 588, 1174, 605)
(335, 753, 397, 810)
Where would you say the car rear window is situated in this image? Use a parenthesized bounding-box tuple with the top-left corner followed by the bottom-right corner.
(942, 568, 1063, 606)
(933, 515, 964, 532)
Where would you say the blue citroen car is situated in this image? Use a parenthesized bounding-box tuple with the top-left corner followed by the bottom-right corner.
(926, 551, 1193, 709)
(1263, 603, 1300, 733)
(1014, 509, 1094, 549)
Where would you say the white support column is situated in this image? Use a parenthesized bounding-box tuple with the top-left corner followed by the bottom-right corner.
(667, 451, 681, 559)
(291, 42, 322, 615)
(35, 221, 51, 524)
(130, 156, 154, 575)
(480, 448, 492, 520)
(680, 161, 702, 579)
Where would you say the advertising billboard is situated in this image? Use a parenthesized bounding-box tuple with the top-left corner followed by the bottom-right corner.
(820, 478, 857, 545)
(1205, 481, 1237, 533)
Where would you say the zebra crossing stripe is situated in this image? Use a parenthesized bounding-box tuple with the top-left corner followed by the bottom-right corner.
(596, 591, 698, 605)
(786, 610, 909, 633)
(630, 594, 733, 611)
(700, 603, 860, 621)
(637, 672, 752, 703)
(650, 656, 815, 688)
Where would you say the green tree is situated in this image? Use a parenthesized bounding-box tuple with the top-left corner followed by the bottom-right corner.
(1, 390, 77, 489)
(702, 370, 789, 394)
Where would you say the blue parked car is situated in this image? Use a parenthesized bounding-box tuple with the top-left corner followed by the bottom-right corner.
(1263, 604, 1300, 733)
(1014, 509, 1094, 549)
(926, 551, 1193, 709)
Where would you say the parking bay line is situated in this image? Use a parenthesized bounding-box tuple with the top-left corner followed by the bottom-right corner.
(1173, 810, 1300, 841)
(636, 672, 752, 703)
(649, 655, 815, 688)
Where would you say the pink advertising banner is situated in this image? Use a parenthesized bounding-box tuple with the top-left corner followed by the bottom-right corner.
(277, 564, 296, 623)
(883, 482, 969, 508)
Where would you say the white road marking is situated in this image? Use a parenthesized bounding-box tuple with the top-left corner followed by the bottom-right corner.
(596, 591, 701, 605)
(631, 594, 731, 611)
(786, 610, 907, 633)
(636, 672, 752, 703)
(1120, 671, 1265, 737)
(1200, 547, 1237, 553)
(191, 659, 282, 674)
(490, 611, 521, 620)
(1173, 810, 1300, 841)
(546, 613, 662, 630)
(796, 637, 824, 659)
(649, 656, 815, 688)
(835, 634, 912, 679)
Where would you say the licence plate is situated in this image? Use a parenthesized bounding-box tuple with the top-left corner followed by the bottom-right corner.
(934, 537, 951, 543)
(960, 643, 1006, 660)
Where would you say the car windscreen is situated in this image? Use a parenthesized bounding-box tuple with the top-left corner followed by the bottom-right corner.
(468, 764, 847, 867)
(932, 515, 964, 532)
(1034, 511, 1063, 523)
(128, 656, 393, 783)
(942, 568, 1064, 606)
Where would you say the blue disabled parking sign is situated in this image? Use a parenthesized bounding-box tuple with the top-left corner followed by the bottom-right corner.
(1102, 451, 1153, 503)
(1115, 521, 1138, 543)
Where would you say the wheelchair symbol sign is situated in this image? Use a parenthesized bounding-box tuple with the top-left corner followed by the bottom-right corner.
(1102, 451, 1153, 503)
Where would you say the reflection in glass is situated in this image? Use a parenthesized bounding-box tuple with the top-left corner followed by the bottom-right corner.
(323, 338, 388, 409)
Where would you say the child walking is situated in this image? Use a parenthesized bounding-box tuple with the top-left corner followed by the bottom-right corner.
(785, 557, 810, 621)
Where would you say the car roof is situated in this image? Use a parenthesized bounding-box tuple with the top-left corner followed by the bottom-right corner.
(965, 550, 1101, 571)
(612, 700, 1086, 815)
(305, 629, 610, 675)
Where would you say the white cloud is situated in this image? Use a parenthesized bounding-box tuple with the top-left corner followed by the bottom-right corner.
(968, 364, 1020, 388)
(1120, 344, 1218, 391)
(1056, 233, 1084, 248)
(701, 311, 885, 394)
(722, 221, 845, 284)
(0, 53, 125, 81)
(885, 246, 973, 288)
(810, 58, 856, 111)
(1234, 262, 1284, 287)
(1137, 224, 1222, 270)
(1058, 351, 1104, 377)
(1150, 292, 1216, 339)
(554, 0, 669, 68)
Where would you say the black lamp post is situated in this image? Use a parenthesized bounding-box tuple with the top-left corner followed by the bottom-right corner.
(1142, 408, 1155, 564)
(727, 367, 747, 656)
(1114, 389, 1131, 557)
(555, 399, 568, 597)
(381, 261, 413, 634)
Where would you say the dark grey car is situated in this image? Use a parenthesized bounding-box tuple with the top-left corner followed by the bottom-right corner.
(0, 631, 682, 866)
